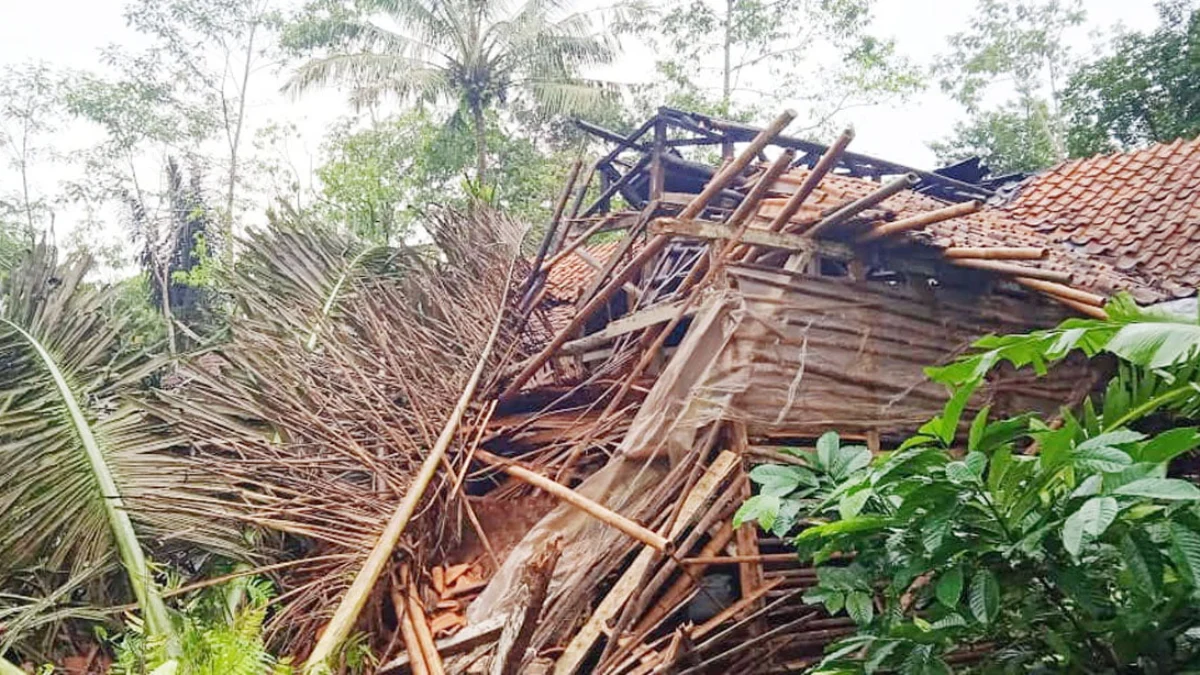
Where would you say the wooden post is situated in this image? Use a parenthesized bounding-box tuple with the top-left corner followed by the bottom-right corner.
(651, 115, 667, 201)
(730, 425, 765, 630)
(491, 539, 563, 675)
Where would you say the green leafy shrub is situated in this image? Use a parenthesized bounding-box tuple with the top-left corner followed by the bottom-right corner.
(106, 578, 291, 675)
(739, 294, 1200, 673)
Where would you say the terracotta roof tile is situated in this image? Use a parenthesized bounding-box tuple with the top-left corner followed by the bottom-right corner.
(1002, 135, 1200, 302)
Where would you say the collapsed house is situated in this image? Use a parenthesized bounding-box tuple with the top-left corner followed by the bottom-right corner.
(379, 109, 1199, 674)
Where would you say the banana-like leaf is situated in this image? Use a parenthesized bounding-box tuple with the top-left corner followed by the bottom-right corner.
(0, 245, 246, 654)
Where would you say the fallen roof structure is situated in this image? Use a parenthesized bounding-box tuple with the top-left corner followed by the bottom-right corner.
(374, 110, 1195, 674)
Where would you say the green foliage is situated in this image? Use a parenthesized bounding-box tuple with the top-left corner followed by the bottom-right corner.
(627, 0, 921, 129)
(739, 301, 1200, 672)
(0, 62, 65, 233)
(1063, 0, 1200, 157)
(929, 96, 1059, 174)
(933, 0, 1085, 172)
(108, 578, 292, 675)
(284, 0, 616, 184)
(315, 109, 568, 242)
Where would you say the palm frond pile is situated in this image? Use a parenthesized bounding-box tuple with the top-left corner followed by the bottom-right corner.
(151, 209, 528, 654)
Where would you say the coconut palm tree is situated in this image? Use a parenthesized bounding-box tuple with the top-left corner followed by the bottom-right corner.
(286, 0, 617, 186)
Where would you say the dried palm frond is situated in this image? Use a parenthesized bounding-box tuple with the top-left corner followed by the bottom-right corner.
(0, 244, 247, 658)
(152, 207, 528, 656)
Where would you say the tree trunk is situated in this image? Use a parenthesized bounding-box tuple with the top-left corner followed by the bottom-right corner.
(473, 102, 487, 189)
(722, 0, 734, 113)
(222, 16, 260, 270)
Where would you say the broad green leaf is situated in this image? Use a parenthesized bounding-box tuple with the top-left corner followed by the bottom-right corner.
(750, 464, 816, 497)
(817, 431, 840, 471)
(930, 613, 967, 630)
(864, 641, 899, 673)
(1137, 427, 1200, 464)
(1075, 429, 1145, 452)
(1070, 474, 1103, 498)
(964, 451, 987, 477)
(1114, 478, 1200, 501)
(945, 461, 974, 483)
(935, 566, 963, 607)
(1170, 523, 1200, 584)
(733, 494, 781, 530)
(1106, 321, 1200, 369)
(967, 406, 990, 452)
(1071, 445, 1132, 473)
(1121, 532, 1160, 597)
(838, 488, 873, 520)
(772, 498, 804, 537)
(797, 516, 891, 541)
(968, 570, 999, 624)
(1063, 497, 1118, 556)
(832, 445, 872, 479)
(845, 590, 874, 625)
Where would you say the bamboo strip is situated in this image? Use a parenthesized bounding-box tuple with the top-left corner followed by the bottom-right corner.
(942, 246, 1047, 260)
(855, 200, 981, 243)
(1013, 276, 1107, 307)
(949, 257, 1073, 284)
(1043, 293, 1110, 319)
(393, 580, 431, 675)
(475, 450, 672, 554)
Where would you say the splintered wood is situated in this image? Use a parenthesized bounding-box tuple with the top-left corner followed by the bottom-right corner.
(360, 107, 1118, 674)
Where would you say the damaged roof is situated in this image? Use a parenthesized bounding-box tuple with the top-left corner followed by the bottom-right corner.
(1001, 135, 1200, 303)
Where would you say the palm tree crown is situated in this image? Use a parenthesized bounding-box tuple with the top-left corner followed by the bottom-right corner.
(287, 0, 617, 184)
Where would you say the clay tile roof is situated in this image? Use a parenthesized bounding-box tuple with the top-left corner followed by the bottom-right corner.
(1001, 135, 1200, 302)
(764, 166, 1163, 301)
(542, 239, 624, 302)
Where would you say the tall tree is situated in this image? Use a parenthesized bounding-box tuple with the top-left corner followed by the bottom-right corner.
(0, 63, 63, 235)
(1063, 0, 1200, 157)
(934, 0, 1085, 172)
(628, 0, 922, 129)
(283, 0, 616, 187)
(122, 0, 279, 267)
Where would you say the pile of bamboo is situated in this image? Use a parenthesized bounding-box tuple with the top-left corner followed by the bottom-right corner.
(305, 109, 1124, 674)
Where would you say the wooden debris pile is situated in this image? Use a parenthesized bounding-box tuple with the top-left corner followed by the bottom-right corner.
(352, 108, 1151, 673)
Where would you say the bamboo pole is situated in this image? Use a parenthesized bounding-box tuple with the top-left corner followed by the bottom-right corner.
(1013, 277, 1107, 307)
(474, 450, 672, 553)
(500, 110, 797, 400)
(303, 257, 519, 672)
(408, 581, 445, 675)
(942, 246, 1046, 260)
(1029, 290, 1110, 319)
(681, 553, 801, 565)
(804, 173, 919, 238)
(762, 129, 854, 235)
(950, 258, 1073, 284)
(394, 580, 431, 675)
(855, 200, 980, 243)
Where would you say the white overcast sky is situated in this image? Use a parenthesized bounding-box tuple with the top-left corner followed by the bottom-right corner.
(0, 0, 1162, 249)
